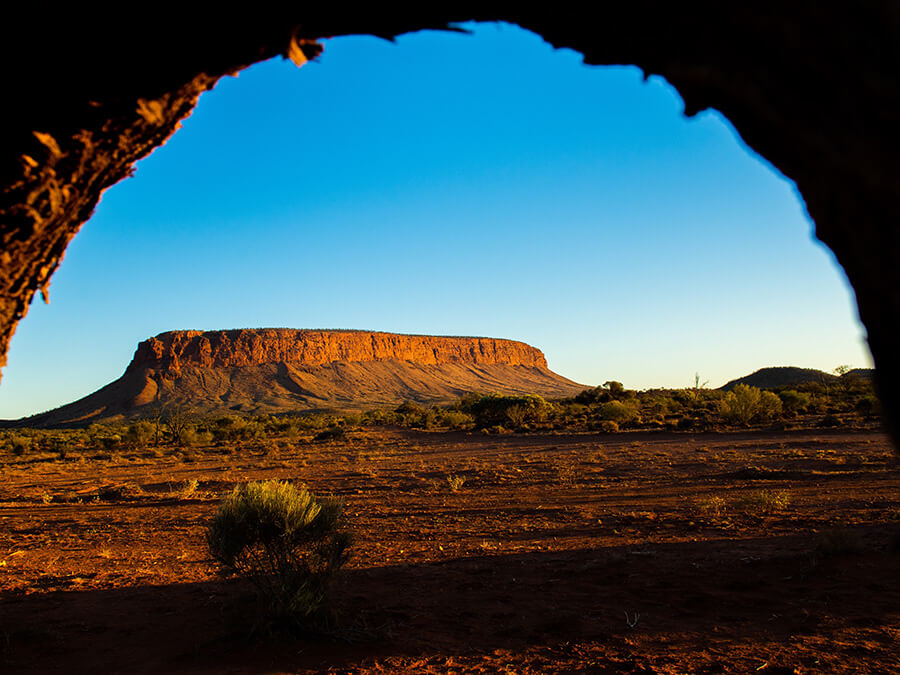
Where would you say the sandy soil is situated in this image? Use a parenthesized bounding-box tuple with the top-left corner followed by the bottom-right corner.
(1, 427, 899, 673)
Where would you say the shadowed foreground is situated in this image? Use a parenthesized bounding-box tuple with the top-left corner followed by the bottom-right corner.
(2, 427, 898, 672)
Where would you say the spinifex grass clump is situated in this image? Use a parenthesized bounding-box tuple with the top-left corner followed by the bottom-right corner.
(206, 480, 351, 630)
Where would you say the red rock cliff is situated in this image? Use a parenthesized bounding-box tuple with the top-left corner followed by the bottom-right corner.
(128, 329, 549, 373)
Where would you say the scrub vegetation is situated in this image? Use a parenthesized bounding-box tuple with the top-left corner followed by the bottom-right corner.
(0, 367, 894, 673)
(0, 369, 879, 459)
(206, 480, 351, 631)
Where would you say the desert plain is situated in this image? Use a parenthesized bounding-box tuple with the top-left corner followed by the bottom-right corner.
(1, 424, 898, 673)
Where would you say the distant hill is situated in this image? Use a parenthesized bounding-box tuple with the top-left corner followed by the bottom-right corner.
(719, 366, 837, 391)
(13, 329, 586, 426)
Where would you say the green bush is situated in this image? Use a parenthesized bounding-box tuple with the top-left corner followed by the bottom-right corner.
(9, 434, 31, 456)
(598, 420, 619, 433)
(436, 409, 473, 430)
(574, 381, 632, 405)
(206, 480, 351, 629)
(778, 389, 810, 413)
(395, 400, 427, 426)
(124, 421, 154, 448)
(734, 489, 791, 513)
(446, 474, 466, 492)
(181, 425, 213, 446)
(597, 400, 639, 424)
(464, 394, 549, 429)
(758, 391, 783, 421)
(718, 384, 781, 425)
(574, 386, 610, 405)
(719, 384, 761, 424)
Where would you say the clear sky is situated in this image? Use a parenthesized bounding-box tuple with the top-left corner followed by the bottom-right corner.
(0, 22, 872, 419)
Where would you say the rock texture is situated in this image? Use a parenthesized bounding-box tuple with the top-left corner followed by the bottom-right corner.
(2, 7, 900, 438)
(18, 330, 584, 425)
(131, 329, 548, 373)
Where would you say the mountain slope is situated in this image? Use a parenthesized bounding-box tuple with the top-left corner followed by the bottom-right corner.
(17, 329, 586, 426)
(719, 366, 836, 391)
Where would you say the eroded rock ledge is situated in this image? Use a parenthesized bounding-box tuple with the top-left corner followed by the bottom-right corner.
(130, 329, 548, 373)
(17, 330, 578, 424)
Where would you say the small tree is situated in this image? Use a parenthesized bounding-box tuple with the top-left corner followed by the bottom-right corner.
(719, 384, 762, 425)
(206, 480, 351, 629)
(505, 404, 528, 428)
(778, 389, 810, 413)
(758, 390, 783, 421)
(164, 404, 194, 446)
(603, 381, 626, 399)
(124, 420, 154, 449)
(834, 364, 856, 394)
(597, 400, 639, 424)
(719, 384, 783, 424)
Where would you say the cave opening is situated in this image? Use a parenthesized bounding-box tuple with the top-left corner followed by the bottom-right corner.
(0, 22, 873, 419)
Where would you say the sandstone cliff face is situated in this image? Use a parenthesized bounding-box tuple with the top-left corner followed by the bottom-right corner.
(129, 329, 548, 374)
(21, 329, 583, 425)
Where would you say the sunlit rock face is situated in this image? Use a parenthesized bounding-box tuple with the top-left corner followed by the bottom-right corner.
(17, 330, 583, 425)
(1, 7, 899, 437)
(130, 330, 549, 373)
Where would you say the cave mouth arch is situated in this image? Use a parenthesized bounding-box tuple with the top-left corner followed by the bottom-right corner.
(1, 9, 897, 437)
(0, 23, 873, 420)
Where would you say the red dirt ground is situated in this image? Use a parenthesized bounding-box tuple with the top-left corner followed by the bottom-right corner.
(1, 427, 899, 673)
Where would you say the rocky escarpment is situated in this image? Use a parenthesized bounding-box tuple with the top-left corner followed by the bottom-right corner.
(18, 330, 584, 425)
(129, 329, 548, 373)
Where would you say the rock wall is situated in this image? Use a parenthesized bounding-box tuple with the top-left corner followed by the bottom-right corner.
(129, 330, 548, 373)
(19, 331, 581, 425)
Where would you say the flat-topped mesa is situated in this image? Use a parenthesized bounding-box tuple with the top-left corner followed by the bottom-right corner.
(20, 329, 584, 425)
(128, 329, 549, 373)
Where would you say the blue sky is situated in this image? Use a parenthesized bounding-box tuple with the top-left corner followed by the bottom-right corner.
(0, 23, 872, 418)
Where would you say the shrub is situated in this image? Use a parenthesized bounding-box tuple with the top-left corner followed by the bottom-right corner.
(436, 409, 473, 430)
(600, 380, 621, 395)
(597, 400, 639, 424)
(818, 413, 842, 427)
(734, 489, 791, 514)
(465, 394, 549, 429)
(758, 391, 783, 421)
(179, 478, 200, 498)
(718, 384, 781, 424)
(314, 426, 346, 442)
(180, 425, 213, 447)
(446, 474, 466, 492)
(505, 404, 528, 428)
(124, 421, 154, 448)
(395, 400, 427, 427)
(598, 420, 619, 433)
(574, 381, 632, 405)
(206, 480, 351, 629)
(9, 434, 31, 456)
(676, 416, 696, 430)
(719, 384, 761, 424)
(778, 389, 810, 413)
(696, 495, 728, 518)
(575, 386, 611, 405)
